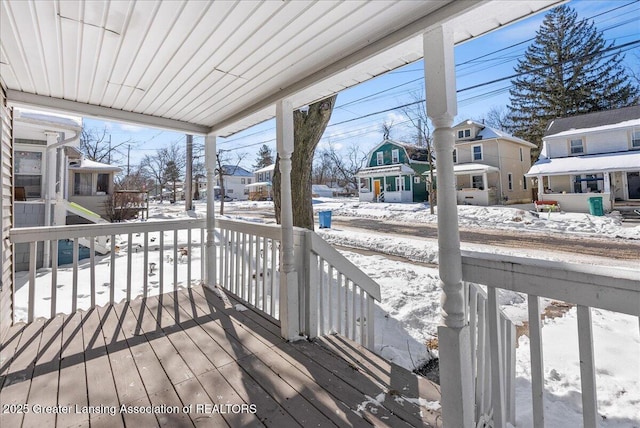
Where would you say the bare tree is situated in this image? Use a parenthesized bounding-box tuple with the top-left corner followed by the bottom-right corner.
(273, 95, 337, 230)
(80, 127, 133, 164)
(215, 150, 247, 215)
(381, 120, 394, 140)
(140, 143, 185, 202)
(481, 106, 513, 131)
(316, 142, 367, 193)
(400, 91, 436, 213)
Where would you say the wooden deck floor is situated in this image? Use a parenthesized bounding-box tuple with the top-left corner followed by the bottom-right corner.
(0, 284, 441, 427)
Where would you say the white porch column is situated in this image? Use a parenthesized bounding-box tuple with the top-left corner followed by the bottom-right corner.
(43, 131, 58, 268)
(424, 26, 474, 428)
(276, 99, 301, 341)
(482, 172, 488, 191)
(537, 175, 545, 200)
(205, 134, 217, 288)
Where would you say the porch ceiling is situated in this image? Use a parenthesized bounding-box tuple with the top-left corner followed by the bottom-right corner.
(1, 0, 561, 136)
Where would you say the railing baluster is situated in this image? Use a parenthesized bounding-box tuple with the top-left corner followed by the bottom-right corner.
(88, 238, 95, 309)
(109, 234, 116, 302)
(28, 241, 36, 323)
(160, 232, 165, 295)
(344, 279, 350, 339)
(469, 284, 478, 384)
(359, 287, 365, 345)
(307, 251, 319, 339)
(187, 228, 192, 287)
(201, 228, 205, 282)
(528, 294, 545, 428)
(351, 281, 356, 341)
(319, 258, 325, 335)
(218, 227, 224, 288)
(337, 274, 343, 335)
(143, 232, 149, 298)
(248, 234, 253, 305)
(476, 294, 487, 420)
(173, 229, 178, 289)
(127, 233, 132, 302)
(72, 238, 79, 312)
(261, 236, 267, 311)
(51, 240, 58, 318)
(488, 287, 505, 428)
(366, 293, 375, 350)
(270, 239, 277, 317)
(328, 265, 334, 333)
(577, 305, 598, 428)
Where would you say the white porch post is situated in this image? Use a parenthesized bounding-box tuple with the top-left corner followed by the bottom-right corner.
(43, 131, 58, 268)
(537, 175, 544, 200)
(482, 172, 488, 191)
(205, 134, 217, 288)
(424, 26, 474, 428)
(276, 99, 301, 341)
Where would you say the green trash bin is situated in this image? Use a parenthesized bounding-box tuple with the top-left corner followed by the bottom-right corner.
(588, 196, 604, 216)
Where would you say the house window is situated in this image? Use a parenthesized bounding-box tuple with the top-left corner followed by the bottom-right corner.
(258, 173, 263, 181)
(265, 172, 270, 180)
(247, 178, 251, 184)
(96, 174, 109, 194)
(523, 176, 528, 190)
(227, 189, 233, 193)
(570, 138, 584, 154)
(632, 130, 640, 148)
(472, 145, 483, 161)
(472, 175, 484, 190)
(376, 151, 384, 166)
(453, 148, 457, 163)
(519, 148, 523, 162)
(15, 150, 43, 198)
(508, 173, 513, 191)
(395, 177, 404, 191)
(391, 149, 399, 163)
(414, 177, 420, 184)
(457, 129, 471, 139)
(74, 173, 93, 196)
(241, 178, 245, 184)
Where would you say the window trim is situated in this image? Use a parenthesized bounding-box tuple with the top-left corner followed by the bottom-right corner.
(631, 129, 640, 149)
(472, 144, 483, 161)
(376, 151, 384, 166)
(391, 149, 399, 164)
(569, 138, 584, 155)
(507, 172, 513, 191)
(453, 148, 457, 164)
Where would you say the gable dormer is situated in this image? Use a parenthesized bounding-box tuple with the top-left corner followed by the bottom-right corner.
(453, 120, 485, 141)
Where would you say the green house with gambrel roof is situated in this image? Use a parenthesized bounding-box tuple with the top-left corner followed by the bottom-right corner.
(357, 139, 431, 203)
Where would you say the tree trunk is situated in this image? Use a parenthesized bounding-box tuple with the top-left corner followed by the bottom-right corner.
(273, 95, 337, 230)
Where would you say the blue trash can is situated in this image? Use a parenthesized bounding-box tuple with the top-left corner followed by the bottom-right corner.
(318, 210, 332, 228)
(588, 196, 604, 216)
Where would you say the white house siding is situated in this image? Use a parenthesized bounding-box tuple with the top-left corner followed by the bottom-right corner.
(221, 176, 250, 200)
(1, 84, 14, 338)
(544, 128, 632, 158)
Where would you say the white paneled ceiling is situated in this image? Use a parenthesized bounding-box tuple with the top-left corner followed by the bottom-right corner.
(1, 0, 562, 136)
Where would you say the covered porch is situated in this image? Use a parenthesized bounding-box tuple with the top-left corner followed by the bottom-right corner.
(4, 2, 635, 428)
(357, 164, 415, 203)
(428, 163, 501, 206)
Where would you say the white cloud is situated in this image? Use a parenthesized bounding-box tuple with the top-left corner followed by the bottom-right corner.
(119, 123, 146, 133)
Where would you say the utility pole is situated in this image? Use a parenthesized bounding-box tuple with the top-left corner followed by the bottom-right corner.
(418, 119, 423, 146)
(185, 135, 193, 211)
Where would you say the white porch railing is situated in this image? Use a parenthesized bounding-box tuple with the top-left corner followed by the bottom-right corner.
(460, 252, 640, 428)
(9, 218, 381, 349)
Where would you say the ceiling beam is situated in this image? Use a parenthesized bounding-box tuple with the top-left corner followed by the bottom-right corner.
(7, 90, 210, 135)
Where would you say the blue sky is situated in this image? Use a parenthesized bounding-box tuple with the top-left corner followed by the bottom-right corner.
(84, 0, 640, 171)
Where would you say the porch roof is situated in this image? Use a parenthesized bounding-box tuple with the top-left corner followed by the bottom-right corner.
(526, 151, 640, 176)
(358, 163, 416, 177)
(428, 163, 500, 176)
(1, 0, 560, 136)
(245, 181, 272, 189)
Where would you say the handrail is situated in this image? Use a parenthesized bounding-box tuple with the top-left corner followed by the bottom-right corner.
(461, 251, 640, 316)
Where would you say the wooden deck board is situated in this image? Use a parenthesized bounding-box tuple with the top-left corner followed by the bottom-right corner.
(0, 284, 441, 427)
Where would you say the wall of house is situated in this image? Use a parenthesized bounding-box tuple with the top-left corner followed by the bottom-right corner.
(545, 127, 633, 158)
(1, 84, 14, 337)
(68, 195, 110, 218)
(13, 202, 46, 271)
(498, 142, 533, 204)
(367, 142, 408, 167)
(223, 176, 250, 200)
(454, 140, 499, 167)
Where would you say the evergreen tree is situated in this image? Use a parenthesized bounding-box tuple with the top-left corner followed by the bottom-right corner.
(164, 160, 181, 202)
(507, 5, 639, 161)
(253, 144, 274, 169)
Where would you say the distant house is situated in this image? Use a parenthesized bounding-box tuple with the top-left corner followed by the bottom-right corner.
(68, 157, 122, 217)
(526, 105, 640, 213)
(433, 120, 535, 206)
(312, 184, 335, 198)
(247, 164, 274, 201)
(217, 165, 253, 201)
(357, 139, 430, 203)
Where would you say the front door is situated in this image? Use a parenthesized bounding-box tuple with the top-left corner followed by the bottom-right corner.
(374, 180, 381, 197)
(628, 172, 640, 199)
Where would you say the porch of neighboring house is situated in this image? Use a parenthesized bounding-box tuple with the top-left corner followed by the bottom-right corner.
(0, 284, 440, 427)
(357, 164, 415, 203)
(436, 164, 501, 206)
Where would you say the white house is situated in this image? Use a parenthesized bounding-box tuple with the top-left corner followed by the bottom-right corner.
(527, 105, 640, 213)
(247, 164, 274, 200)
(217, 165, 252, 200)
